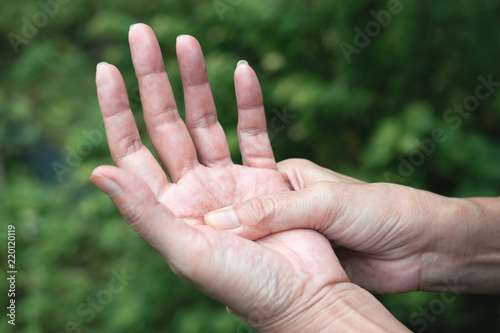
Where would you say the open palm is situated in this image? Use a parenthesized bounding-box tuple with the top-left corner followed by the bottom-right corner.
(97, 24, 291, 223)
(92, 24, 359, 331)
(160, 164, 290, 225)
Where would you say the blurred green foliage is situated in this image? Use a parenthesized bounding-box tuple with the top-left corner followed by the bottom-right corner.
(1, 0, 499, 332)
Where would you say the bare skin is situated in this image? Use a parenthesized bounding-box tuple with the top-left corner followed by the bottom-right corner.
(205, 158, 500, 294)
(91, 24, 409, 332)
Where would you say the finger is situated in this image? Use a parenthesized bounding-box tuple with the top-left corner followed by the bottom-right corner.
(176, 35, 232, 166)
(90, 165, 199, 264)
(235, 61, 277, 170)
(277, 159, 365, 190)
(96, 63, 168, 196)
(129, 24, 199, 182)
(204, 181, 348, 240)
(90, 165, 284, 313)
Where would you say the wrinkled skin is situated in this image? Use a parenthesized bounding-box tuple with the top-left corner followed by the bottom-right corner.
(206, 158, 482, 294)
(91, 24, 356, 331)
(161, 164, 290, 224)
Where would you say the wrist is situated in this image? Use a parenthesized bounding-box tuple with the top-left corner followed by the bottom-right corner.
(261, 283, 409, 333)
(420, 196, 500, 293)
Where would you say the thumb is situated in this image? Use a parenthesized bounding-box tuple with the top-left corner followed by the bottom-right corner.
(204, 181, 343, 240)
(90, 165, 194, 260)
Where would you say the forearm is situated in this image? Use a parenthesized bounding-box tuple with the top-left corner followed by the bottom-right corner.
(261, 284, 410, 333)
(421, 196, 500, 293)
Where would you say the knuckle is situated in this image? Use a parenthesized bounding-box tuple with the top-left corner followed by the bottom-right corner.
(238, 125, 267, 137)
(246, 196, 276, 225)
(121, 205, 151, 238)
(311, 180, 337, 192)
(277, 158, 309, 169)
(309, 181, 349, 226)
(113, 136, 143, 162)
(187, 112, 217, 129)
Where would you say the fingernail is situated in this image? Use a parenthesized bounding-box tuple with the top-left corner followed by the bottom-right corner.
(96, 61, 108, 70)
(90, 173, 122, 197)
(129, 24, 136, 30)
(204, 207, 240, 230)
(237, 60, 248, 67)
(176, 35, 185, 43)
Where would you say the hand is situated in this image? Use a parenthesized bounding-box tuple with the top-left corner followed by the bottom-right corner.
(205, 158, 485, 294)
(91, 24, 407, 331)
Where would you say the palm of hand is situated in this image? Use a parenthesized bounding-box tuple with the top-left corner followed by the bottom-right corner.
(162, 164, 289, 224)
(94, 24, 349, 329)
(158, 164, 345, 329)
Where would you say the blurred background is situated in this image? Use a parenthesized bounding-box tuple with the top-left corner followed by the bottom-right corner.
(1, 0, 500, 332)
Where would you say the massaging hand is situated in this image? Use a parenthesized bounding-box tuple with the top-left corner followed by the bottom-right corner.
(205, 158, 500, 294)
(91, 24, 409, 332)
